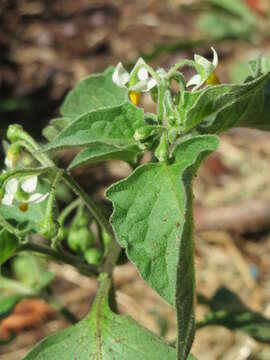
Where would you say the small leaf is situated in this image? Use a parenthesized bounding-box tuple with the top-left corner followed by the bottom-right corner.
(68, 144, 140, 170)
(106, 135, 219, 358)
(43, 102, 144, 152)
(197, 287, 270, 344)
(0, 229, 19, 265)
(179, 72, 270, 133)
(0, 294, 23, 320)
(23, 274, 180, 360)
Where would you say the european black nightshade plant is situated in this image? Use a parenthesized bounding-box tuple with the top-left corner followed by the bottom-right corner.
(1, 51, 270, 359)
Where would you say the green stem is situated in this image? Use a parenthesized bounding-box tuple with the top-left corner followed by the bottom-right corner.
(157, 84, 166, 123)
(58, 198, 81, 225)
(62, 173, 114, 239)
(18, 130, 54, 167)
(45, 169, 63, 218)
(16, 140, 51, 166)
(167, 59, 196, 79)
(17, 243, 99, 277)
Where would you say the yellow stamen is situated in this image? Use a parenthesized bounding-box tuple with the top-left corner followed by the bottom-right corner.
(206, 72, 220, 86)
(19, 203, 28, 212)
(129, 91, 141, 106)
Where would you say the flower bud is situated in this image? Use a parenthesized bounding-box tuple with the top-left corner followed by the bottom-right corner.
(84, 248, 102, 265)
(7, 124, 24, 143)
(154, 133, 169, 162)
(40, 218, 60, 240)
(134, 125, 162, 142)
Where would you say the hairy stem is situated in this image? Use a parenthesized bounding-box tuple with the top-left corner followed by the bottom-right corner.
(17, 243, 99, 277)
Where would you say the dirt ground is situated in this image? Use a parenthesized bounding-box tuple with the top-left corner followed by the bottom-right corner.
(1, 1, 270, 359)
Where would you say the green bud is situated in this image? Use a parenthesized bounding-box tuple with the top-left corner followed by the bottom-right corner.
(7, 124, 24, 143)
(134, 125, 162, 142)
(40, 218, 60, 240)
(168, 127, 179, 144)
(77, 214, 90, 228)
(84, 248, 102, 265)
(8, 143, 21, 156)
(154, 133, 169, 162)
(150, 85, 158, 103)
(67, 227, 94, 253)
(67, 229, 80, 252)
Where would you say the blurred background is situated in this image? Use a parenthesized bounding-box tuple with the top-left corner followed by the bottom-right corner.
(1, 1, 270, 359)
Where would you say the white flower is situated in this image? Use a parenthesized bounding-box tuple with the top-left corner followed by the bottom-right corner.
(187, 47, 219, 90)
(1, 176, 49, 211)
(112, 58, 157, 92)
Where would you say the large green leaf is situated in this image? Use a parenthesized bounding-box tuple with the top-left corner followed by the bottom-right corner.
(23, 274, 183, 360)
(68, 144, 140, 170)
(61, 67, 128, 119)
(197, 287, 270, 344)
(179, 72, 270, 133)
(106, 135, 219, 358)
(43, 102, 144, 152)
(0, 229, 19, 265)
(43, 67, 128, 141)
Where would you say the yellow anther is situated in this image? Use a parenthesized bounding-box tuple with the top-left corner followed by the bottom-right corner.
(206, 72, 220, 86)
(19, 203, 28, 212)
(129, 91, 141, 106)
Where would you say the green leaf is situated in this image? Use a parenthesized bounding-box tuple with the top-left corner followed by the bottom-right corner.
(210, 0, 255, 23)
(0, 229, 19, 265)
(68, 144, 140, 170)
(106, 135, 219, 358)
(0, 294, 23, 320)
(198, 11, 253, 41)
(179, 72, 270, 133)
(42, 67, 128, 141)
(197, 287, 270, 344)
(61, 67, 128, 118)
(43, 102, 144, 152)
(23, 274, 181, 360)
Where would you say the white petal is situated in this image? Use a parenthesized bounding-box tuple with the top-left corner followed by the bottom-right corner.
(138, 67, 149, 81)
(130, 78, 157, 92)
(194, 54, 212, 69)
(211, 47, 218, 67)
(112, 62, 130, 87)
(21, 176, 37, 193)
(187, 74, 202, 88)
(5, 178, 18, 195)
(144, 78, 157, 91)
(2, 194, 14, 206)
(130, 58, 147, 78)
(28, 192, 49, 204)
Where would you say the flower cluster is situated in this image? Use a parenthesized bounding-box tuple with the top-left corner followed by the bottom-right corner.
(112, 58, 156, 105)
